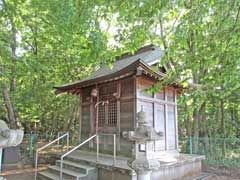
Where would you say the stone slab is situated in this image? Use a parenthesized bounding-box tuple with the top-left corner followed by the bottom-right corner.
(2, 146, 20, 165)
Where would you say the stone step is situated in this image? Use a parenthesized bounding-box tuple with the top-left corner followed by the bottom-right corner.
(56, 160, 96, 174)
(48, 165, 87, 180)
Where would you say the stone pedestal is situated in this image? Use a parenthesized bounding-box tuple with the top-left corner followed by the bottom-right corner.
(0, 148, 2, 172)
(0, 120, 24, 174)
(131, 158, 160, 180)
(137, 171, 151, 180)
(3, 146, 21, 168)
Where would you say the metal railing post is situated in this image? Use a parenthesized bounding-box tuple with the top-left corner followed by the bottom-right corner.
(96, 134, 99, 162)
(57, 132, 60, 146)
(189, 136, 193, 154)
(60, 156, 63, 180)
(29, 134, 33, 157)
(67, 132, 69, 151)
(113, 134, 116, 166)
(34, 150, 38, 180)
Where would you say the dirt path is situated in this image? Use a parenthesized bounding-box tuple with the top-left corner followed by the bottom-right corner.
(0, 165, 48, 180)
(207, 175, 239, 180)
(2, 173, 239, 180)
(4, 172, 34, 180)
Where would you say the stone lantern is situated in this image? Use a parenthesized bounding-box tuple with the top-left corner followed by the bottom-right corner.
(123, 108, 163, 180)
(0, 120, 24, 175)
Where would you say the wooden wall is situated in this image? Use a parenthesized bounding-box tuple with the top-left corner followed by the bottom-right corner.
(136, 75, 178, 151)
(80, 86, 94, 140)
(120, 77, 135, 130)
(79, 75, 178, 154)
(119, 77, 135, 153)
(79, 77, 135, 154)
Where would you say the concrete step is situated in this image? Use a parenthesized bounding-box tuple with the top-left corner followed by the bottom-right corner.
(64, 156, 95, 167)
(38, 171, 69, 180)
(56, 160, 95, 174)
(48, 165, 87, 180)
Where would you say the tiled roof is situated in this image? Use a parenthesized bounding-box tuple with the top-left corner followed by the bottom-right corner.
(54, 45, 164, 93)
(82, 45, 162, 81)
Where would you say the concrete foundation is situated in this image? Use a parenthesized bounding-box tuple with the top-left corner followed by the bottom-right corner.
(151, 158, 202, 180)
(60, 151, 205, 180)
(96, 154, 203, 180)
(98, 168, 133, 180)
(39, 151, 204, 180)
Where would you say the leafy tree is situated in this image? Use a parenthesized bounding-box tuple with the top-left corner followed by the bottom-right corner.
(0, 0, 239, 145)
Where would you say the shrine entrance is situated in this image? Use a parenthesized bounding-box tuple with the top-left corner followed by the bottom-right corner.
(94, 82, 119, 150)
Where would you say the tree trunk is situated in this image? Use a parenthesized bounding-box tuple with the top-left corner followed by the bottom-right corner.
(10, 20, 17, 93)
(9, 16, 21, 128)
(220, 100, 226, 157)
(192, 102, 205, 153)
(192, 108, 199, 153)
(50, 112, 58, 136)
(63, 105, 77, 132)
(0, 69, 17, 129)
(1, 0, 20, 128)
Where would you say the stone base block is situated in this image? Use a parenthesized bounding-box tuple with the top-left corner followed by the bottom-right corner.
(97, 154, 204, 180)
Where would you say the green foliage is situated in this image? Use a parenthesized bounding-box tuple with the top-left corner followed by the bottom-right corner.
(180, 137, 240, 166)
(0, 0, 239, 138)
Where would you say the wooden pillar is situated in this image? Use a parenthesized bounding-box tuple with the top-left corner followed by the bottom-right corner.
(103, 101, 108, 150)
(133, 76, 137, 128)
(117, 81, 121, 151)
(164, 89, 169, 150)
(79, 96, 82, 141)
(165, 104, 168, 150)
(153, 89, 156, 128)
(174, 90, 179, 150)
(89, 97, 94, 148)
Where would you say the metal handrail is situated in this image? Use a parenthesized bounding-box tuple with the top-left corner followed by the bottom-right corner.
(59, 133, 116, 180)
(60, 134, 96, 180)
(98, 133, 116, 165)
(34, 132, 69, 180)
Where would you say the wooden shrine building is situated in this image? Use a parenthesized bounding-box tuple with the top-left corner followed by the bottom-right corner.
(54, 45, 180, 154)
(50, 44, 205, 180)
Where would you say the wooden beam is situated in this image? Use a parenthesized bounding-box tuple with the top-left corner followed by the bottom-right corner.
(137, 96, 177, 106)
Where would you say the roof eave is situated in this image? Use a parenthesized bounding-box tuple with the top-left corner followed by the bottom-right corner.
(54, 59, 169, 95)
